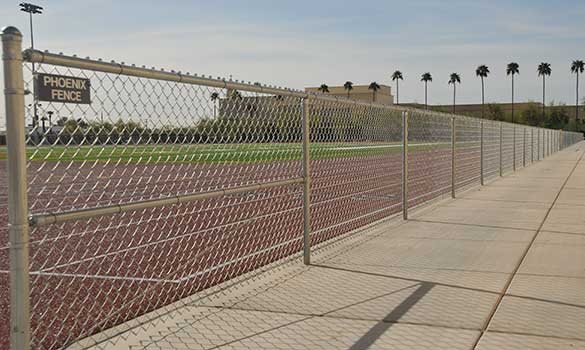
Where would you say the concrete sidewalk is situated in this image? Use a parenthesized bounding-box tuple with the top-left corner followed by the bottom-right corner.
(80, 142, 585, 350)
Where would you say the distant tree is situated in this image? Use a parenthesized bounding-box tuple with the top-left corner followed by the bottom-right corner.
(475, 65, 490, 119)
(537, 62, 552, 120)
(547, 104, 570, 129)
(486, 103, 505, 121)
(63, 118, 79, 134)
(506, 62, 520, 123)
(368, 82, 381, 102)
(56, 117, 68, 126)
(229, 90, 242, 100)
(344, 81, 353, 98)
(318, 84, 329, 93)
(522, 103, 543, 127)
(420, 72, 432, 109)
(392, 71, 404, 104)
(448, 73, 461, 114)
(210, 92, 220, 117)
(571, 60, 584, 128)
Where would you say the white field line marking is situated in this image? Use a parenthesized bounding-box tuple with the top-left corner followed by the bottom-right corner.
(330, 142, 437, 151)
(329, 140, 478, 151)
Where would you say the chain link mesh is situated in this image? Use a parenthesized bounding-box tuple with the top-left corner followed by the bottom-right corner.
(0, 51, 583, 349)
(309, 99, 402, 246)
(454, 116, 481, 191)
(482, 120, 500, 180)
(407, 110, 452, 207)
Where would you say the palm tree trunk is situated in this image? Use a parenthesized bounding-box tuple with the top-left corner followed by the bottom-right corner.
(511, 74, 515, 123)
(425, 82, 428, 109)
(542, 76, 546, 122)
(453, 85, 456, 114)
(481, 77, 485, 119)
(396, 81, 399, 105)
(347, 90, 350, 99)
(575, 70, 579, 126)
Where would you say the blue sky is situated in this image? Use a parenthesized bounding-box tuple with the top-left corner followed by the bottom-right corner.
(1, 0, 584, 127)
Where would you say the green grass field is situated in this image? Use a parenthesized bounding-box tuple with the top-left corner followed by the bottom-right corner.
(0, 142, 459, 163)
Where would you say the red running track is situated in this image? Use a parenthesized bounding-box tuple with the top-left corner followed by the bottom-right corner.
(0, 146, 481, 349)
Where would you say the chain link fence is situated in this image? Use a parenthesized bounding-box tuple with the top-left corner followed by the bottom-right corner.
(1, 27, 583, 349)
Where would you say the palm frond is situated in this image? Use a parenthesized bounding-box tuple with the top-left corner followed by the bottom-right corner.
(392, 70, 403, 81)
(506, 62, 520, 76)
(420, 72, 432, 82)
(571, 60, 585, 74)
(537, 62, 552, 77)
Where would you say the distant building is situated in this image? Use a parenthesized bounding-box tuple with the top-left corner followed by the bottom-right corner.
(404, 102, 583, 122)
(427, 102, 543, 117)
(305, 84, 394, 105)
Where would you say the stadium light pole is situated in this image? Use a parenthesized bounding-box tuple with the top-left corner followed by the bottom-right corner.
(19, 2, 43, 128)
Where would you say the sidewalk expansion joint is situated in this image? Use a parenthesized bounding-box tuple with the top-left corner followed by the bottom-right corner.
(471, 148, 585, 350)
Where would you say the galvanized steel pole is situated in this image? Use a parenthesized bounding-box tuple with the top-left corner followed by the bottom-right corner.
(301, 98, 311, 265)
(537, 129, 540, 160)
(545, 130, 547, 157)
(499, 123, 503, 176)
(544, 129, 550, 157)
(2, 26, 30, 350)
(402, 111, 408, 220)
(523, 128, 526, 167)
(480, 121, 484, 185)
(513, 125, 516, 171)
(530, 128, 534, 163)
(451, 116, 456, 198)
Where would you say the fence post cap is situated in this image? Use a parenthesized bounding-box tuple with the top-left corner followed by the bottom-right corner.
(1, 26, 22, 37)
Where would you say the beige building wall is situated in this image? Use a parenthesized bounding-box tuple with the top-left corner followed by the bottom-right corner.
(305, 84, 394, 105)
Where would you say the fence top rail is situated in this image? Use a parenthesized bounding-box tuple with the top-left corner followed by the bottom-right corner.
(21, 48, 580, 134)
(24, 48, 403, 111)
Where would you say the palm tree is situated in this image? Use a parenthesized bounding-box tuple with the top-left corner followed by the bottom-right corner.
(318, 84, 329, 93)
(369, 82, 381, 102)
(537, 62, 552, 120)
(420, 72, 432, 109)
(506, 63, 520, 123)
(448, 73, 461, 114)
(475, 65, 490, 119)
(344, 81, 353, 99)
(210, 92, 220, 117)
(392, 71, 403, 105)
(571, 60, 584, 126)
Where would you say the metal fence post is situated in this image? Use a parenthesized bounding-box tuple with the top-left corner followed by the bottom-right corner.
(451, 116, 456, 198)
(2, 26, 30, 350)
(523, 128, 526, 167)
(531, 128, 534, 162)
(545, 130, 548, 157)
(301, 97, 311, 265)
(546, 130, 551, 157)
(537, 129, 540, 160)
(402, 111, 408, 220)
(480, 121, 484, 185)
(513, 124, 516, 171)
(499, 123, 503, 176)
(548, 130, 551, 156)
